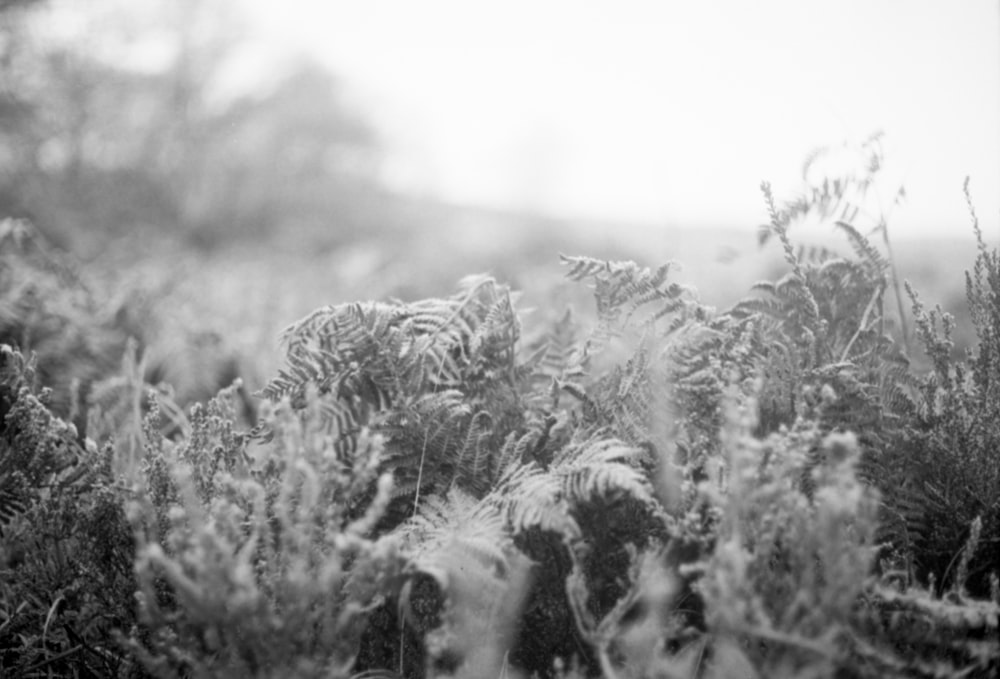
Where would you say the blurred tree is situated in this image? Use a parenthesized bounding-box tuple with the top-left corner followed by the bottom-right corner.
(0, 0, 384, 253)
(0, 0, 40, 18)
(0, 1, 42, 221)
(206, 59, 384, 247)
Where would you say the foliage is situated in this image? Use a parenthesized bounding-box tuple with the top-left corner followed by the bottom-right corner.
(261, 275, 527, 518)
(699, 409, 880, 677)
(0, 217, 137, 425)
(0, 343, 140, 677)
(120, 383, 404, 678)
(758, 132, 910, 355)
(264, 270, 670, 677)
(0, 217, 254, 432)
(873, 180, 1000, 601)
(2, 151, 1000, 678)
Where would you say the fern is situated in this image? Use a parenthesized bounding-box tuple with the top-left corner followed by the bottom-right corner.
(494, 434, 655, 542)
(262, 277, 529, 528)
(759, 132, 911, 353)
(380, 489, 530, 676)
(559, 254, 697, 352)
(533, 308, 589, 382)
(10, 144, 1000, 678)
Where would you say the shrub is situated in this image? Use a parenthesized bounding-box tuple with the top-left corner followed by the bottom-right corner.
(0, 344, 140, 677)
(874, 180, 1000, 600)
(3, 155, 999, 678)
(119, 385, 403, 678)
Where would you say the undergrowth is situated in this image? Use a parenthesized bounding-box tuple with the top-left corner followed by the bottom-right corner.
(1, 156, 998, 678)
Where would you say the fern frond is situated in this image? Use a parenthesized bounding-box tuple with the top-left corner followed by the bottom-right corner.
(759, 182, 822, 331)
(534, 309, 588, 381)
(560, 254, 695, 348)
(263, 278, 524, 507)
(729, 295, 788, 322)
(497, 462, 579, 539)
(453, 410, 494, 495)
(560, 254, 634, 282)
(796, 242, 842, 265)
(400, 488, 508, 563)
(549, 436, 655, 510)
(267, 277, 519, 406)
(316, 393, 367, 459)
(495, 431, 531, 479)
(834, 221, 889, 276)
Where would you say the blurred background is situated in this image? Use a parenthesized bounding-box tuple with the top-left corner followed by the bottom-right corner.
(1, 0, 998, 397)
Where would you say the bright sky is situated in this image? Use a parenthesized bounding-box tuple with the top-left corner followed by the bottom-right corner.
(245, 0, 1000, 238)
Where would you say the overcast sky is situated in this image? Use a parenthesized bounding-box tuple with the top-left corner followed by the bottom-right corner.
(245, 0, 1000, 239)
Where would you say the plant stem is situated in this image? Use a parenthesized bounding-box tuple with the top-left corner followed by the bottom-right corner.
(879, 216, 911, 356)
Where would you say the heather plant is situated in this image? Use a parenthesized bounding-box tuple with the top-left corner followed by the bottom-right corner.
(117, 380, 404, 679)
(696, 395, 881, 678)
(552, 389, 879, 679)
(4, 145, 1000, 679)
(0, 344, 140, 677)
(873, 180, 1000, 600)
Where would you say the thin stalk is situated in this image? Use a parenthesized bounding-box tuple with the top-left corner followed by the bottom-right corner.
(878, 215, 912, 356)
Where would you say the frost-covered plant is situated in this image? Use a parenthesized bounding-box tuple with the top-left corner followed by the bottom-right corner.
(694, 391, 880, 677)
(120, 384, 403, 679)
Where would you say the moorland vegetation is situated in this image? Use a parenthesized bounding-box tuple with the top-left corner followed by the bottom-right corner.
(0, 130, 998, 678)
